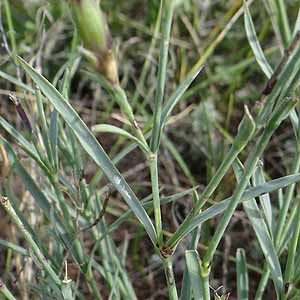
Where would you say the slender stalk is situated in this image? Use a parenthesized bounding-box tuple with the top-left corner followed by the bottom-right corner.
(3, 0, 17, 65)
(255, 265, 269, 300)
(202, 99, 297, 266)
(51, 178, 103, 300)
(0, 196, 61, 288)
(203, 130, 272, 265)
(276, 0, 291, 47)
(275, 152, 300, 247)
(149, 153, 163, 245)
(167, 107, 255, 248)
(132, 2, 162, 110)
(163, 256, 178, 300)
(35, 86, 55, 168)
(150, 0, 175, 152)
(85, 268, 103, 300)
(200, 263, 211, 300)
(255, 151, 300, 299)
(180, 194, 202, 299)
(0, 278, 16, 300)
(284, 197, 300, 284)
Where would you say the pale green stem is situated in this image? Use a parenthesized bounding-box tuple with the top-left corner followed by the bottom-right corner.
(0, 279, 17, 300)
(275, 153, 300, 247)
(167, 107, 255, 248)
(149, 153, 163, 245)
(200, 264, 211, 300)
(150, 0, 175, 152)
(284, 198, 300, 284)
(163, 256, 178, 300)
(203, 99, 297, 266)
(255, 151, 300, 299)
(0, 197, 61, 287)
(3, 0, 17, 65)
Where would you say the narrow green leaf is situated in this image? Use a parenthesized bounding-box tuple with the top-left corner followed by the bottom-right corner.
(0, 239, 29, 256)
(275, 0, 291, 46)
(160, 64, 204, 126)
(17, 56, 157, 245)
(244, 198, 283, 296)
(167, 173, 300, 247)
(236, 248, 249, 300)
(49, 110, 58, 169)
(0, 117, 38, 159)
(253, 162, 273, 234)
(244, 1, 273, 78)
(150, 0, 175, 152)
(293, 8, 300, 38)
(101, 188, 196, 243)
(185, 250, 203, 300)
(163, 135, 196, 186)
(233, 160, 283, 298)
(92, 124, 137, 140)
(0, 71, 34, 93)
(92, 124, 148, 152)
(0, 278, 17, 300)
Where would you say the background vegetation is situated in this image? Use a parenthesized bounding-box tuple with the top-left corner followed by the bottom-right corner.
(1, 0, 300, 299)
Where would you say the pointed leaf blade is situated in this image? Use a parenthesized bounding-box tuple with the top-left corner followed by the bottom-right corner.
(17, 56, 157, 245)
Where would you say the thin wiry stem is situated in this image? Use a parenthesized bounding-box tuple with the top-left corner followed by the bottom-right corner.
(0, 196, 62, 288)
(150, 0, 175, 152)
(203, 98, 297, 266)
(163, 256, 178, 300)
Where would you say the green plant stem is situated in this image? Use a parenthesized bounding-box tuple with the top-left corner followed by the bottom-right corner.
(180, 224, 201, 299)
(202, 99, 297, 266)
(200, 263, 210, 300)
(167, 107, 255, 248)
(149, 153, 163, 245)
(35, 86, 55, 168)
(275, 152, 300, 247)
(275, 0, 291, 47)
(195, 147, 241, 212)
(255, 151, 300, 299)
(203, 131, 271, 265)
(85, 268, 103, 300)
(163, 256, 178, 300)
(3, 0, 17, 65)
(150, 0, 174, 152)
(132, 2, 162, 110)
(284, 198, 300, 284)
(255, 265, 269, 300)
(0, 280, 16, 300)
(0, 197, 61, 288)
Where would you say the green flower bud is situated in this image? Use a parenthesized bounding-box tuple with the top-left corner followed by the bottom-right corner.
(71, 0, 107, 53)
(71, 0, 119, 84)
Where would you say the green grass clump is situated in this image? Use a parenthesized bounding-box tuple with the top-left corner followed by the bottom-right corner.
(1, 0, 300, 299)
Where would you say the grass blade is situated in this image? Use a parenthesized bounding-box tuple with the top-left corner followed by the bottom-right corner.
(274, 0, 291, 46)
(17, 56, 157, 245)
(185, 250, 203, 300)
(253, 162, 273, 234)
(0, 278, 17, 300)
(92, 124, 148, 152)
(150, 0, 175, 152)
(0, 239, 29, 256)
(49, 110, 58, 170)
(233, 160, 283, 298)
(293, 7, 300, 38)
(236, 248, 249, 300)
(0, 71, 34, 93)
(167, 173, 300, 247)
(244, 1, 273, 78)
(160, 64, 204, 127)
(244, 197, 283, 296)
